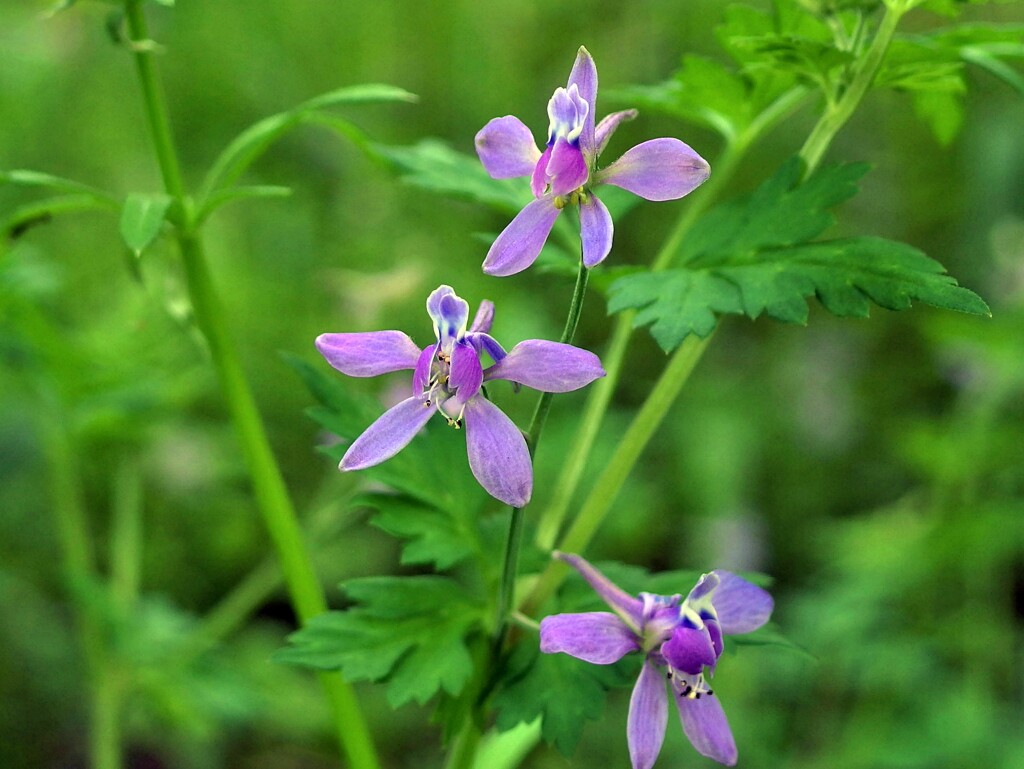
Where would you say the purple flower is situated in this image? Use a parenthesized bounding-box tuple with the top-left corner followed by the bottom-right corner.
(316, 286, 605, 508)
(475, 46, 711, 277)
(540, 552, 773, 768)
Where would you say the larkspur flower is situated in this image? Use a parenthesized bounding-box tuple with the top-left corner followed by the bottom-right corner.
(540, 552, 773, 768)
(475, 46, 711, 276)
(316, 286, 604, 507)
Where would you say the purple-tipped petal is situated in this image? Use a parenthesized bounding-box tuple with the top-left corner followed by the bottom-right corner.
(316, 331, 422, 377)
(483, 197, 561, 277)
(675, 692, 737, 766)
(595, 109, 638, 156)
(628, 661, 669, 769)
(580, 193, 613, 267)
(470, 300, 495, 334)
(475, 116, 542, 179)
(465, 332, 508, 363)
(448, 341, 483, 403)
(484, 340, 604, 393)
(554, 552, 644, 631)
(340, 395, 434, 471)
(539, 612, 639, 664)
(412, 344, 436, 393)
(709, 571, 774, 634)
(426, 285, 457, 321)
(567, 46, 598, 150)
(547, 138, 589, 196)
(662, 626, 717, 676)
(598, 138, 710, 201)
(462, 396, 532, 507)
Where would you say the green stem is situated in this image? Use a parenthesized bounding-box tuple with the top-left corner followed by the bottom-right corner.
(122, 5, 379, 768)
(522, 334, 711, 615)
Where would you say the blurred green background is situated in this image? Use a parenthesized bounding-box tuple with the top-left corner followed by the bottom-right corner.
(2, 1, 1022, 768)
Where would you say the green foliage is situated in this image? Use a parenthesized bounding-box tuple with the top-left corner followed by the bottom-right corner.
(119, 193, 171, 255)
(274, 576, 486, 707)
(358, 493, 481, 571)
(608, 159, 990, 351)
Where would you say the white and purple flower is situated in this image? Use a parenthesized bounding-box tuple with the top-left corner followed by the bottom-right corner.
(540, 552, 773, 768)
(316, 286, 605, 508)
(474, 46, 711, 276)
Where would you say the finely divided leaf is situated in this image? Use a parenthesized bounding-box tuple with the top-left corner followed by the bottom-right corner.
(359, 493, 481, 570)
(609, 160, 989, 352)
(274, 576, 485, 707)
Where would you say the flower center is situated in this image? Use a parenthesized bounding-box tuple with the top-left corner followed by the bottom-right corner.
(666, 669, 715, 700)
(546, 84, 589, 146)
(553, 187, 588, 210)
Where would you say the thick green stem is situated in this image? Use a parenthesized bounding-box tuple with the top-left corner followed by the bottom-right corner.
(122, 4, 379, 768)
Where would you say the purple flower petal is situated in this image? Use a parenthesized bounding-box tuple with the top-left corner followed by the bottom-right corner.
(448, 341, 483, 404)
(580, 193, 613, 267)
(709, 571, 774, 634)
(539, 612, 639, 664)
(340, 395, 434, 471)
(465, 332, 508, 364)
(675, 691, 738, 766)
(554, 552, 645, 631)
(628, 660, 668, 769)
(567, 46, 598, 150)
(315, 331, 422, 377)
(412, 344, 436, 393)
(426, 285, 456, 321)
(484, 340, 604, 393)
(462, 396, 532, 507)
(475, 116, 542, 179)
(469, 300, 495, 334)
(598, 138, 710, 201)
(531, 145, 552, 198)
(662, 626, 717, 676)
(483, 197, 561, 277)
(547, 137, 588, 197)
(595, 109, 638, 156)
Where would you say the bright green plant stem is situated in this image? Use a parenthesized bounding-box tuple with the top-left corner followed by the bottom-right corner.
(528, 5, 907, 609)
(122, 4, 379, 768)
(39, 405, 122, 769)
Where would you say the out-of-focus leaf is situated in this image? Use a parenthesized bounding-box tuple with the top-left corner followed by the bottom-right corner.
(913, 89, 964, 145)
(0, 169, 117, 202)
(608, 160, 990, 351)
(274, 576, 486, 707)
(119, 193, 172, 255)
(198, 84, 416, 202)
(194, 185, 293, 225)
(2, 195, 115, 240)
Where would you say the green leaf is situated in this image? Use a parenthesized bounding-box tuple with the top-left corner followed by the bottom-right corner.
(1, 169, 117, 202)
(119, 193, 172, 255)
(198, 84, 416, 202)
(2, 195, 115, 240)
(913, 89, 964, 145)
(608, 160, 990, 351)
(360, 493, 480, 570)
(375, 139, 530, 215)
(494, 643, 636, 756)
(194, 185, 293, 225)
(274, 576, 486, 707)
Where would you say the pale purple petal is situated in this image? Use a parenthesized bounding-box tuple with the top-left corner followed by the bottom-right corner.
(662, 626, 717, 675)
(531, 145, 552, 198)
(628, 660, 668, 769)
(595, 109, 638, 156)
(675, 692, 737, 766)
(598, 138, 710, 201)
(412, 344, 436, 393)
(706, 619, 724, 658)
(483, 197, 561, 277)
(340, 395, 434, 471)
(484, 340, 604, 393)
(462, 396, 532, 507)
(548, 87, 585, 140)
(465, 332, 507, 364)
(469, 300, 495, 334)
(709, 571, 774, 635)
(539, 612, 639, 664)
(554, 552, 644, 631)
(686, 572, 721, 604)
(447, 341, 483, 403)
(567, 46, 598, 150)
(316, 331, 422, 377)
(580, 193, 613, 267)
(426, 285, 457, 321)
(547, 137, 588, 196)
(475, 116, 542, 179)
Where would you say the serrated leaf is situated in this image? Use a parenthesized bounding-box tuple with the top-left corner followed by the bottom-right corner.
(275, 576, 485, 707)
(119, 193, 172, 254)
(360, 493, 480, 570)
(375, 139, 531, 215)
(493, 642, 636, 756)
(730, 34, 854, 86)
(608, 160, 989, 351)
(198, 84, 416, 202)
